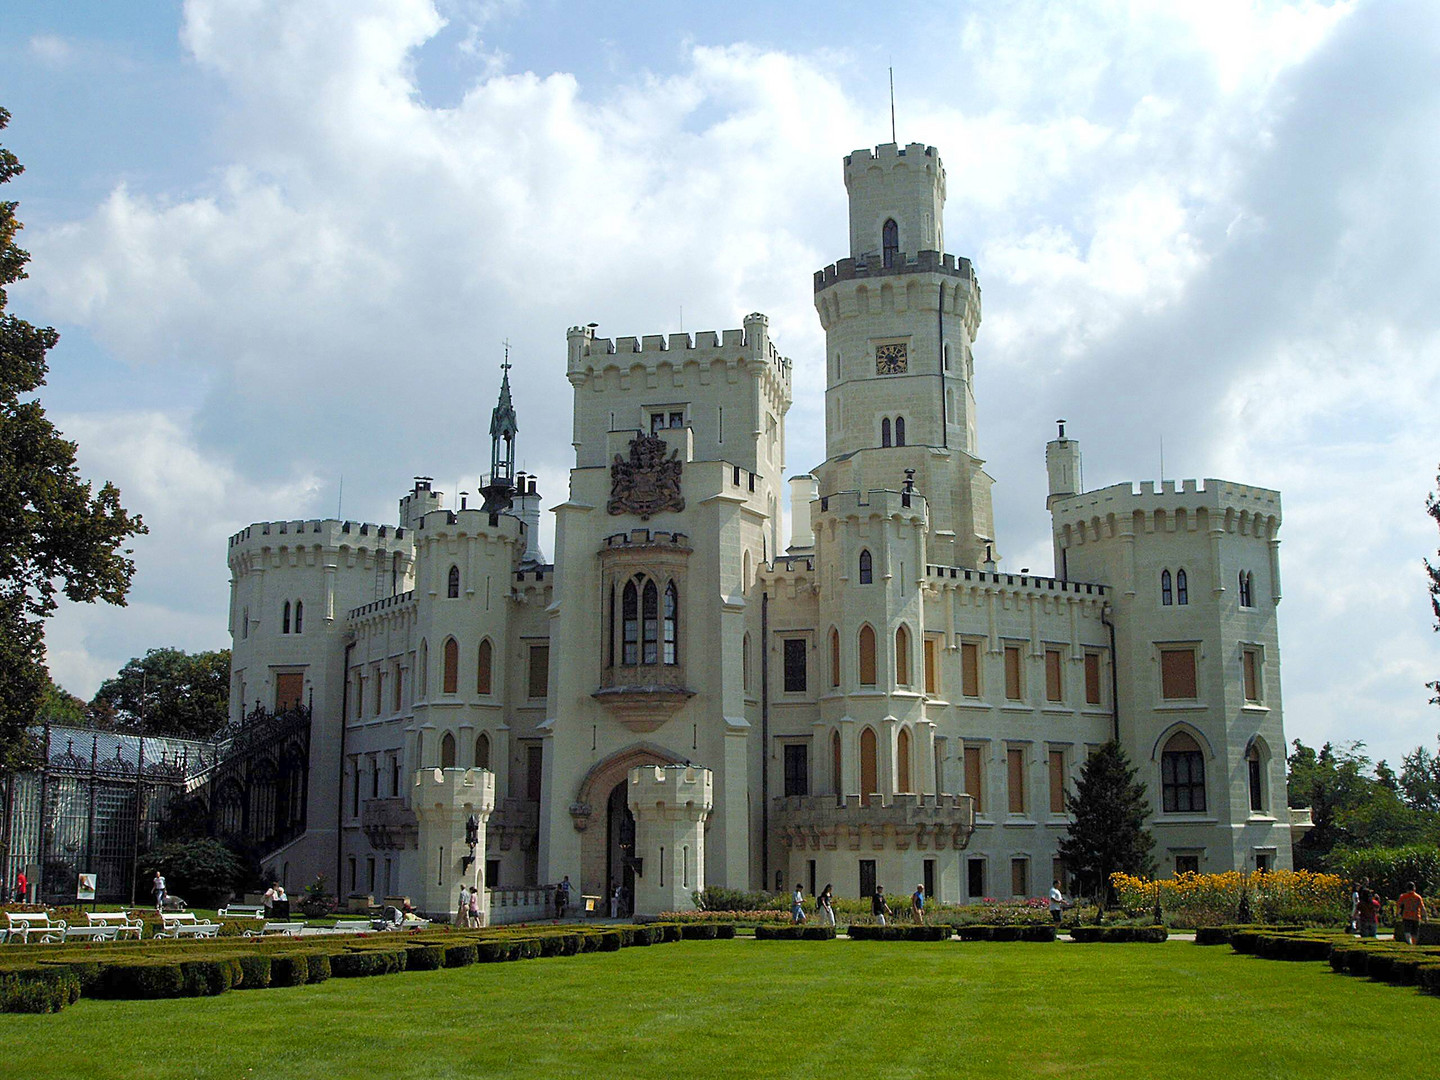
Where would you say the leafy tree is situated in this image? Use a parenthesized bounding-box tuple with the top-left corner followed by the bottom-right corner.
(1428, 467, 1440, 704)
(36, 676, 89, 725)
(0, 107, 145, 768)
(1400, 739, 1440, 815)
(90, 647, 231, 739)
(144, 838, 248, 908)
(1058, 741, 1155, 903)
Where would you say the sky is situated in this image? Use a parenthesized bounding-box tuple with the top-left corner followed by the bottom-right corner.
(1, 0, 1437, 769)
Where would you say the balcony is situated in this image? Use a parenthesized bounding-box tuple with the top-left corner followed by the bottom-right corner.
(773, 793, 976, 853)
(593, 664, 695, 733)
(1288, 806, 1314, 835)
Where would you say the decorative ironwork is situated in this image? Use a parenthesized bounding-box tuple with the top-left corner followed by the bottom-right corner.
(608, 432, 684, 520)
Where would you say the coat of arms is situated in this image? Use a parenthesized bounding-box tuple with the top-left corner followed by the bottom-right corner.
(608, 432, 685, 520)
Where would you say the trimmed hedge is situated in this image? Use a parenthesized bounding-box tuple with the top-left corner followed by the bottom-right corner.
(0, 967, 80, 1014)
(1069, 925, 1168, 943)
(954, 925, 1056, 943)
(1196, 924, 1306, 947)
(756, 925, 836, 941)
(846, 924, 949, 942)
(235, 953, 272, 990)
(330, 949, 406, 978)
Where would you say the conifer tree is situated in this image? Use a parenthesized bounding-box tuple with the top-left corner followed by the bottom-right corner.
(0, 107, 146, 767)
(1058, 740, 1155, 904)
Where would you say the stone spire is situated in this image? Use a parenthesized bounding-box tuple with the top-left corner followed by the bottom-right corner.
(482, 349, 518, 514)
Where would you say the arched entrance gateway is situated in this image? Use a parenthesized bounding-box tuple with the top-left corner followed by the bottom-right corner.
(571, 743, 685, 904)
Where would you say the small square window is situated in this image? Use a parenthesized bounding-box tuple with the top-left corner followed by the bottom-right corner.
(1160, 648, 1198, 700)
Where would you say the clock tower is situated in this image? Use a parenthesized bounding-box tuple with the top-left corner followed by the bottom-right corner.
(812, 142, 995, 568)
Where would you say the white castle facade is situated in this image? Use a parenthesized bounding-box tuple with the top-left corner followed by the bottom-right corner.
(226, 141, 1304, 918)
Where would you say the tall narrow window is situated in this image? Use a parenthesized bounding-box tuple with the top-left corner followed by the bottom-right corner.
(829, 628, 841, 688)
(663, 582, 678, 665)
(831, 730, 843, 794)
(641, 580, 659, 665)
(477, 639, 493, 694)
(882, 217, 898, 267)
(447, 565, 460, 599)
(393, 665, 403, 712)
(894, 416, 906, 446)
(881, 417, 892, 447)
(442, 638, 459, 694)
(1162, 732, 1206, 813)
(1247, 744, 1265, 812)
(858, 549, 873, 584)
(418, 640, 428, 698)
(896, 728, 912, 793)
(923, 637, 938, 695)
(1161, 569, 1173, 606)
(1084, 653, 1102, 705)
(528, 646, 550, 699)
(783, 743, 809, 797)
(962, 642, 980, 697)
(742, 632, 751, 692)
(1176, 569, 1188, 606)
(1242, 648, 1260, 702)
(783, 639, 807, 693)
(622, 581, 639, 665)
(1004, 645, 1023, 701)
(894, 625, 911, 686)
(476, 732, 491, 771)
(1045, 648, 1063, 702)
(858, 626, 877, 685)
(1007, 748, 1025, 814)
(294, 600, 303, 634)
(860, 728, 878, 806)
(964, 746, 983, 814)
(282, 600, 291, 634)
(1048, 750, 1066, 815)
(440, 732, 456, 768)
(1239, 571, 1254, 607)
(606, 584, 616, 668)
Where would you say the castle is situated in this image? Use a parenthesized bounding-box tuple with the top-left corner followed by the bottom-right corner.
(225, 141, 1302, 918)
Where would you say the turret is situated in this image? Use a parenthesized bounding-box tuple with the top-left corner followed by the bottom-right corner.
(400, 478, 442, 531)
(512, 472, 545, 568)
(1046, 420, 1082, 510)
(481, 361, 518, 514)
(843, 142, 945, 262)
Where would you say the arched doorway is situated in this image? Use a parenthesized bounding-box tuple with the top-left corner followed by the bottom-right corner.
(571, 742, 685, 902)
(606, 781, 637, 917)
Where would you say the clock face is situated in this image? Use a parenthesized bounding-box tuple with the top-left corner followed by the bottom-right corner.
(875, 342, 908, 375)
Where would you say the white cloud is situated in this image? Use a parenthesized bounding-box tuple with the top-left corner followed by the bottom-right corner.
(17, 0, 1440, 767)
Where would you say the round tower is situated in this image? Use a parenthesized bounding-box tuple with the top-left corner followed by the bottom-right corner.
(627, 764, 713, 915)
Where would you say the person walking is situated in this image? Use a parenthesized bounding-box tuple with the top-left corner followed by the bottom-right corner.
(911, 884, 926, 925)
(818, 884, 836, 927)
(791, 883, 807, 924)
(1049, 880, 1067, 925)
(467, 885, 481, 928)
(1396, 882, 1428, 945)
(14, 869, 27, 904)
(556, 875, 573, 919)
(609, 880, 619, 919)
(871, 885, 892, 926)
(152, 871, 167, 913)
(1355, 885, 1380, 938)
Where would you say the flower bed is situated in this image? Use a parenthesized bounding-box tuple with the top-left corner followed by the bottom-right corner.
(1109, 870, 1349, 928)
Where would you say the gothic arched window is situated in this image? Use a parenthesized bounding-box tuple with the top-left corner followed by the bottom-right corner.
(293, 600, 303, 634)
(897, 727, 913, 794)
(622, 581, 639, 665)
(1176, 569, 1189, 606)
(642, 580, 659, 665)
(447, 565, 460, 599)
(882, 218, 898, 268)
(859, 549, 873, 584)
(895, 625, 912, 685)
(663, 582, 679, 665)
(282, 600, 291, 634)
(440, 732, 457, 769)
(829, 627, 841, 688)
(1161, 569, 1173, 606)
(1162, 731, 1206, 813)
(477, 639, 493, 695)
(894, 416, 906, 446)
(831, 730, 843, 794)
(881, 418, 892, 447)
(860, 727, 879, 805)
(476, 732, 491, 771)
(858, 625, 877, 686)
(442, 638, 459, 694)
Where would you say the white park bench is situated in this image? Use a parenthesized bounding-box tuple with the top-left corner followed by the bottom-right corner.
(4, 911, 62, 943)
(156, 912, 219, 939)
(87, 911, 145, 939)
(243, 921, 304, 938)
(330, 919, 372, 933)
(218, 904, 266, 919)
(60, 923, 120, 943)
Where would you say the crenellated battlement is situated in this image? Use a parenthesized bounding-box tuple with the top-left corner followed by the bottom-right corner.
(814, 250, 978, 292)
(814, 487, 928, 523)
(565, 313, 792, 389)
(228, 518, 405, 550)
(925, 565, 1107, 598)
(844, 142, 939, 172)
(601, 529, 692, 552)
(1052, 479, 1282, 545)
(412, 506, 524, 541)
(628, 764, 713, 813)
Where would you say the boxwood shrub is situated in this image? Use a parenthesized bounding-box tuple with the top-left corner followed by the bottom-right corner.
(1069, 925, 1168, 943)
(846, 925, 947, 942)
(95, 962, 186, 999)
(713, 923, 737, 940)
(0, 967, 80, 1014)
(330, 949, 406, 978)
(681, 923, 718, 940)
(444, 942, 479, 967)
(235, 953, 272, 990)
(405, 945, 446, 971)
(756, 925, 836, 941)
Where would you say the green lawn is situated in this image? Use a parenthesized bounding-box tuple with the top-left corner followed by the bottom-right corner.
(2, 940, 1434, 1079)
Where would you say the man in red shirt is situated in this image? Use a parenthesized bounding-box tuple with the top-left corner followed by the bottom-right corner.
(14, 870, 26, 903)
(1396, 882, 1427, 945)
